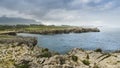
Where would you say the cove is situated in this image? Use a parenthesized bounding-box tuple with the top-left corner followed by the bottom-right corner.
(17, 27, 120, 54)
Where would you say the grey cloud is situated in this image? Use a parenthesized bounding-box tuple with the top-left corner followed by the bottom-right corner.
(0, 0, 73, 21)
(0, 0, 117, 17)
(0, 0, 119, 26)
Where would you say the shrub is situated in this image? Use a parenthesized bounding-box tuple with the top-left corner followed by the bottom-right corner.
(94, 48, 102, 52)
(71, 55, 78, 62)
(93, 64, 99, 68)
(40, 52, 52, 58)
(14, 60, 30, 68)
(82, 60, 90, 66)
(42, 48, 49, 52)
(15, 64, 30, 68)
(86, 54, 89, 59)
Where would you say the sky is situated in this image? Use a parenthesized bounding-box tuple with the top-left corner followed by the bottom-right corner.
(0, 0, 120, 27)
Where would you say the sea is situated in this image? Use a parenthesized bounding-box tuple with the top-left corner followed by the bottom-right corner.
(17, 27, 120, 54)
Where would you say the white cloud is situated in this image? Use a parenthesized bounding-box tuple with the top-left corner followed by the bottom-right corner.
(41, 9, 105, 26)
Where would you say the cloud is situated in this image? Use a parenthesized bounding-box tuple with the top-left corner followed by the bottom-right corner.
(0, 7, 35, 19)
(0, 0, 119, 27)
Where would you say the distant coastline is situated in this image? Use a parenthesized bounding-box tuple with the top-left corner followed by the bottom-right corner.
(0, 24, 100, 35)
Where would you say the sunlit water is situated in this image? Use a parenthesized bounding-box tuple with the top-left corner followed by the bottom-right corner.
(17, 27, 120, 54)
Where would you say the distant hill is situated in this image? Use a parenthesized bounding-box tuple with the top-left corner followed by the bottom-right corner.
(0, 16, 41, 24)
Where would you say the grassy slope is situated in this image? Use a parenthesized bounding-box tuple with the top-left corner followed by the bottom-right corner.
(24, 26, 70, 31)
(0, 25, 71, 32)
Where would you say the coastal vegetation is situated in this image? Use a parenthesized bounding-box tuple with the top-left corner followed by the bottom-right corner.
(0, 24, 69, 31)
(82, 59, 90, 66)
(94, 48, 102, 52)
(71, 55, 78, 62)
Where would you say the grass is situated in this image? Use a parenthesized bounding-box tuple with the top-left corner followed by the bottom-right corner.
(0, 25, 71, 32)
(15, 60, 30, 68)
(82, 59, 90, 66)
(0, 35, 14, 38)
(42, 48, 49, 52)
(15, 64, 29, 68)
(71, 55, 78, 62)
(86, 54, 89, 59)
(37, 52, 52, 58)
(24, 26, 70, 32)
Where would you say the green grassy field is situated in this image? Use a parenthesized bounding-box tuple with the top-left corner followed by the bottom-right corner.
(0, 25, 71, 32)
(0, 35, 15, 38)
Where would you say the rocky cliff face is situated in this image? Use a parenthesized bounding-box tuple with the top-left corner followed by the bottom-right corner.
(0, 36, 57, 68)
(0, 36, 37, 47)
(21, 27, 100, 35)
(0, 36, 120, 68)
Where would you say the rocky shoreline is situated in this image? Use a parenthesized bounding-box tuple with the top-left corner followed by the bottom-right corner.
(0, 36, 37, 47)
(0, 36, 120, 68)
(0, 27, 100, 35)
(19, 27, 100, 35)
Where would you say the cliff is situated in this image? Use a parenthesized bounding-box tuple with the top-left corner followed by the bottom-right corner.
(0, 36, 57, 68)
(0, 25, 100, 35)
(19, 27, 100, 35)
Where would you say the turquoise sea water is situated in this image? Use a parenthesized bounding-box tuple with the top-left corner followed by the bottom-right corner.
(17, 27, 120, 54)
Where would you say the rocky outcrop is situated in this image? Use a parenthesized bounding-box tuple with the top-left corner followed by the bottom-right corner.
(66, 48, 120, 68)
(20, 27, 100, 35)
(28, 48, 120, 68)
(0, 44, 57, 68)
(0, 36, 37, 48)
(0, 43, 120, 68)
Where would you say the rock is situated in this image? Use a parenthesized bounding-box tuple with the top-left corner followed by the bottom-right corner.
(0, 36, 37, 48)
(1, 43, 120, 68)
